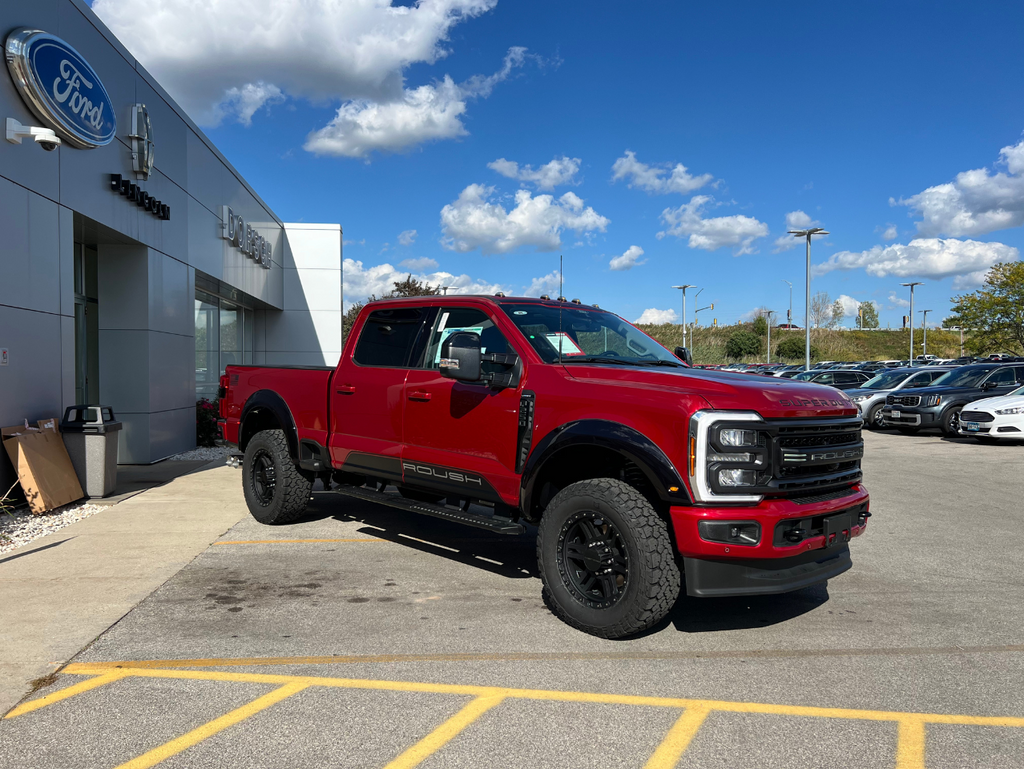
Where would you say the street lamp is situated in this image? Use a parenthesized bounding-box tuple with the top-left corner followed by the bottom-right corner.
(765, 310, 776, 364)
(788, 227, 829, 371)
(901, 282, 923, 362)
(441, 286, 451, 295)
(919, 309, 931, 358)
(672, 284, 696, 348)
(783, 280, 793, 327)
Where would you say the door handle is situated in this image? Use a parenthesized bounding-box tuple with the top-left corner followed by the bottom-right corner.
(336, 384, 357, 395)
(408, 390, 432, 401)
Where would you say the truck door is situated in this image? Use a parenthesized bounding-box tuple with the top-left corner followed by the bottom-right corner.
(329, 306, 430, 483)
(402, 306, 524, 506)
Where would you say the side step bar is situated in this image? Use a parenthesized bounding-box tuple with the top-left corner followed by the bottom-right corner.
(334, 485, 525, 535)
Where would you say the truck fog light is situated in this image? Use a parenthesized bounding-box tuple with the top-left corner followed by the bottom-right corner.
(708, 452, 753, 463)
(720, 429, 757, 447)
(718, 468, 756, 487)
(699, 520, 761, 545)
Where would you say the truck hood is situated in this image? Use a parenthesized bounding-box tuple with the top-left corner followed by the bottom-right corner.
(562, 364, 857, 419)
(964, 393, 1024, 412)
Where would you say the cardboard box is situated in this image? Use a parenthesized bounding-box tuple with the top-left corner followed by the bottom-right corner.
(2, 418, 84, 514)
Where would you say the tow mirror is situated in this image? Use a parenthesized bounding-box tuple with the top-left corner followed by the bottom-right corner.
(674, 346, 693, 366)
(440, 331, 483, 382)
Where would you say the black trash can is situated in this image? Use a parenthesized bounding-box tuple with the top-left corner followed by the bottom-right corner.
(61, 405, 123, 498)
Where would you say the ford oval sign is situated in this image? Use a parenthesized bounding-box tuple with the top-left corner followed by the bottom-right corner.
(5, 28, 116, 148)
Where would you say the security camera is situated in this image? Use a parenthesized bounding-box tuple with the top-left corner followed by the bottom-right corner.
(34, 132, 60, 151)
(6, 118, 61, 150)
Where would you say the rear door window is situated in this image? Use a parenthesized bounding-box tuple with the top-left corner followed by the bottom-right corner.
(353, 308, 426, 368)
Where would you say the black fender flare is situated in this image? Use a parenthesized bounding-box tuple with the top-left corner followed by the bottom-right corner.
(239, 390, 299, 460)
(520, 419, 690, 514)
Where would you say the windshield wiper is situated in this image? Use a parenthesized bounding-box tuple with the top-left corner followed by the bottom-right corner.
(633, 359, 684, 368)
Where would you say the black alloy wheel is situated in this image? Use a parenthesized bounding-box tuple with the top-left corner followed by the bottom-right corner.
(251, 450, 276, 506)
(941, 407, 963, 437)
(558, 512, 629, 609)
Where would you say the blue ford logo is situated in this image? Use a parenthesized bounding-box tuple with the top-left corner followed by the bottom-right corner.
(5, 28, 116, 148)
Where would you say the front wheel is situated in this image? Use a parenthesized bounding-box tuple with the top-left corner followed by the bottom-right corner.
(243, 429, 313, 525)
(865, 404, 885, 430)
(536, 478, 680, 639)
(940, 407, 963, 437)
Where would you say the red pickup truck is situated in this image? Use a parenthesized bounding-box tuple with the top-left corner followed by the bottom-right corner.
(220, 295, 869, 638)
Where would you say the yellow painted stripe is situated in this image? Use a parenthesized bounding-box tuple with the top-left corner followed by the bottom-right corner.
(644, 705, 711, 769)
(5, 671, 129, 718)
(60, 665, 1024, 728)
(383, 695, 505, 769)
(212, 538, 387, 545)
(114, 682, 308, 769)
(896, 718, 926, 769)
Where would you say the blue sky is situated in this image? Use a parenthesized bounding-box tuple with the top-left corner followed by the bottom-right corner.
(94, 0, 1024, 328)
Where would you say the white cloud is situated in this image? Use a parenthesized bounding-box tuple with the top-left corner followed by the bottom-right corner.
(306, 47, 533, 158)
(488, 156, 580, 190)
(524, 271, 561, 297)
(634, 308, 678, 324)
(609, 245, 646, 271)
(398, 230, 417, 246)
(94, 0, 499, 126)
(342, 238, 366, 247)
(834, 295, 861, 318)
(888, 291, 910, 309)
(657, 196, 769, 255)
(881, 224, 898, 241)
(813, 238, 1019, 282)
(214, 82, 285, 126)
(440, 184, 610, 254)
(952, 269, 995, 291)
(611, 151, 713, 195)
(399, 257, 438, 271)
(343, 258, 505, 306)
(896, 138, 1024, 237)
(773, 210, 820, 252)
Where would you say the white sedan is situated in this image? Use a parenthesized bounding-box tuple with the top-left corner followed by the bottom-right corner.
(959, 385, 1024, 442)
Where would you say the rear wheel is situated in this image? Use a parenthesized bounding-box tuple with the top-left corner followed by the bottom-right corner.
(940, 407, 963, 437)
(243, 429, 312, 525)
(536, 478, 680, 639)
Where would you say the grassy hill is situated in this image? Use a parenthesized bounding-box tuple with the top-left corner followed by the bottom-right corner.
(636, 323, 967, 365)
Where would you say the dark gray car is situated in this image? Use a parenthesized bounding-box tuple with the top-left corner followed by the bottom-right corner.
(847, 367, 954, 429)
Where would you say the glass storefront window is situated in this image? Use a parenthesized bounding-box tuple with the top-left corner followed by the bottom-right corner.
(195, 291, 255, 400)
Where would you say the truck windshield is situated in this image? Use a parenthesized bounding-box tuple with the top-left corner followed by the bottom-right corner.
(861, 370, 912, 389)
(500, 304, 683, 366)
(930, 366, 991, 388)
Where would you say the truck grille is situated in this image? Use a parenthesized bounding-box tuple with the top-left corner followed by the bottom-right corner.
(764, 417, 863, 498)
(960, 411, 994, 423)
(886, 394, 921, 407)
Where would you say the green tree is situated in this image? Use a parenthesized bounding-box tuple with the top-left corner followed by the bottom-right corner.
(776, 335, 820, 360)
(725, 330, 761, 359)
(860, 300, 880, 329)
(831, 299, 845, 328)
(343, 274, 442, 340)
(948, 261, 1024, 355)
(752, 316, 768, 336)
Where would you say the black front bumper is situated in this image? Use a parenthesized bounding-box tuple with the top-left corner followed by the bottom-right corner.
(880, 406, 942, 427)
(683, 545, 852, 598)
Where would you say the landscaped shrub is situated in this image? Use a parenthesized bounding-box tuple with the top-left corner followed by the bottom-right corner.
(776, 335, 820, 360)
(196, 399, 219, 447)
(725, 330, 761, 359)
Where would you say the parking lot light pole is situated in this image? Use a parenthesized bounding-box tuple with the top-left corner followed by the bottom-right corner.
(672, 284, 696, 348)
(920, 309, 931, 358)
(788, 228, 829, 371)
(901, 282, 923, 362)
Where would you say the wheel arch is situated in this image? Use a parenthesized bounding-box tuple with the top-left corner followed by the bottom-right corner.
(520, 419, 689, 522)
(239, 390, 300, 461)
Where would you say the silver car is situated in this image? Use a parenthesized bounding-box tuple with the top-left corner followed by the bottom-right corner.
(847, 367, 955, 429)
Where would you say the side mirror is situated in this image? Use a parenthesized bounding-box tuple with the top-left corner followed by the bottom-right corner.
(981, 380, 999, 390)
(440, 331, 483, 382)
(674, 346, 693, 366)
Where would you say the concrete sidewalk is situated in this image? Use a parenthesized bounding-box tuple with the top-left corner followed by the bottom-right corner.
(0, 462, 247, 715)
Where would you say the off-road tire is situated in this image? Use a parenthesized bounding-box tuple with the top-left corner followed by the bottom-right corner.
(865, 404, 884, 430)
(243, 429, 312, 525)
(940, 406, 963, 437)
(536, 478, 680, 639)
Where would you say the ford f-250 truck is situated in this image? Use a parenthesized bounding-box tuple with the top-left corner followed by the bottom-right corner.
(219, 295, 870, 638)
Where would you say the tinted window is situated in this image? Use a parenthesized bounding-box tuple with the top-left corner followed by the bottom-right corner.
(815, 373, 835, 384)
(354, 308, 425, 368)
(862, 370, 912, 389)
(931, 366, 991, 388)
(986, 367, 1017, 386)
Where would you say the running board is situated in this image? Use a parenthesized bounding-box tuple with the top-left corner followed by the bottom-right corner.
(334, 485, 525, 535)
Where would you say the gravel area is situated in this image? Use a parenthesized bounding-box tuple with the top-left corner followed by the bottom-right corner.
(166, 446, 232, 462)
(0, 501, 106, 555)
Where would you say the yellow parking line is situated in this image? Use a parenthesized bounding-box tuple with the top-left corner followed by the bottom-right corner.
(4, 671, 130, 719)
(644, 705, 711, 769)
(383, 695, 505, 769)
(212, 538, 387, 545)
(114, 681, 308, 769)
(896, 717, 926, 769)
(58, 665, 1024, 729)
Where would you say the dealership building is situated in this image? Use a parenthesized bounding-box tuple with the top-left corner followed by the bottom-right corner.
(0, 0, 342, 491)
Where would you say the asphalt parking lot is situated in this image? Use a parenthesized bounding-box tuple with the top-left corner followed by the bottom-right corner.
(3, 430, 1024, 768)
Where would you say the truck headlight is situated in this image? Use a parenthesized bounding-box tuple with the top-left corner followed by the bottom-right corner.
(996, 406, 1024, 415)
(688, 411, 768, 504)
(719, 469, 757, 487)
(719, 429, 758, 447)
